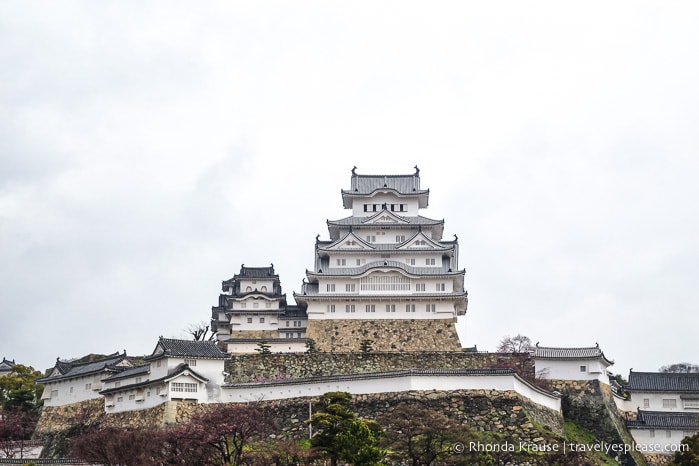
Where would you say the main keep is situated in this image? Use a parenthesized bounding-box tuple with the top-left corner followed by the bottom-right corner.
(212, 167, 468, 352)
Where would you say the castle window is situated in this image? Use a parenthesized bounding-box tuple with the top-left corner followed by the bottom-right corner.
(337, 258, 346, 266)
(373, 204, 378, 212)
(117, 396, 123, 403)
(364, 204, 369, 212)
(241, 303, 247, 308)
(579, 365, 587, 372)
(260, 317, 265, 323)
(663, 399, 677, 409)
(649, 429, 655, 438)
(360, 274, 409, 291)
(400, 204, 406, 212)
(129, 394, 136, 401)
(346, 283, 356, 292)
(386, 304, 395, 312)
(683, 399, 699, 409)
(265, 302, 271, 308)
(365, 304, 375, 313)
(172, 383, 197, 393)
(643, 398, 649, 408)
(415, 283, 425, 292)
(346, 304, 355, 313)
(366, 235, 376, 242)
(426, 304, 436, 312)
(246, 286, 252, 292)
(405, 304, 415, 312)
(184, 359, 197, 367)
(84, 383, 91, 390)
(356, 259, 362, 265)
(115, 382, 121, 388)
(326, 284, 335, 292)
(328, 304, 336, 313)
(436, 283, 446, 291)
(407, 258, 415, 265)
(395, 235, 405, 242)
(261, 286, 267, 292)
(666, 430, 672, 439)
(426, 258, 436, 265)
(286, 321, 290, 327)
(247, 317, 253, 323)
(253, 302, 259, 309)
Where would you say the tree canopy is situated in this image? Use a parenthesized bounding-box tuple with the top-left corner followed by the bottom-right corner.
(309, 392, 385, 466)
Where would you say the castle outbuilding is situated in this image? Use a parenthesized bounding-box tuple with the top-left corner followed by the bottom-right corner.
(211, 265, 308, 353)
(294, 167, 467, 352)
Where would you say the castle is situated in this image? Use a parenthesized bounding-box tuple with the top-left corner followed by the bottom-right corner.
(34, 168, 698, 464)
(211, 167, 467, 353)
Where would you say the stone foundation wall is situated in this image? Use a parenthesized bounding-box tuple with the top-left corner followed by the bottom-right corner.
(224, 351, 535, 382)
(229, 330, 278, 339)
(305, 318, 462, 352)
(35, 398, 169, 436)
(549, 380, 646, 466)
(37, 389, 562, 444)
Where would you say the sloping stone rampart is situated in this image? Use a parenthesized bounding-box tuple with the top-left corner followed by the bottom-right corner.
(305, 318, 462, 352)
(550, 379, 647, 466)
(225, 351, 534, 382)
(37, 389, 563, 443)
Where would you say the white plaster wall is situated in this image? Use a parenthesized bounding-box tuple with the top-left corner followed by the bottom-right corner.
(226, 341, 307, 353)
(306, 300, 458, 320)
(105, 374, 207, 413)
(239, 279, 274, 293)
(42, 375, 104, 407)
(619, 392, 693, 413)
(535, 359, 609, 383)
(350, 194, 420, 217)
(629, 428, 697, 456)
(230, 313, 279, 330)
(222, 373, 561, 412)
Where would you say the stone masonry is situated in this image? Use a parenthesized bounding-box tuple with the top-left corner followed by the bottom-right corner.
(305, 318, 463, 352)
(224, 351, 534, 383)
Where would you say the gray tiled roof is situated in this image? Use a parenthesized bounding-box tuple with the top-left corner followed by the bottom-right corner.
(235, 265, 278, 279)
(328, 215, 443, 227)
(38, 352, 128, 383)
(0, 358, 15, 372)
(533, 345, 613, 365)
(147, 337, 229, 360)
(101, 364, 150, 382)
(342, 169, 427, 196)
(625, 371, 699, 393)
(627, 410, 699, 430)
(308, 260, 464, 277)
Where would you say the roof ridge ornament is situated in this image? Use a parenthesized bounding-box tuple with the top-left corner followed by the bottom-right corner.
(351, 166, 357, 176)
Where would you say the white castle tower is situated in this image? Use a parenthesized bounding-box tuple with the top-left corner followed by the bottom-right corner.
(294, 167, 467, 352)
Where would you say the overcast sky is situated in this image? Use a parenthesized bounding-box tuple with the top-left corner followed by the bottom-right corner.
(1, 2, 698, 377)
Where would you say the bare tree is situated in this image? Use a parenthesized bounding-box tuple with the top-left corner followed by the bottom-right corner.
(496, 334, 534, 353)
(185, 321, 215, 341)
(658, 362, 699, 373)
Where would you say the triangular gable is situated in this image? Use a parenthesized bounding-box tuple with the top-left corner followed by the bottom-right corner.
(164, 365, 208, 384)
(398, 231, 450, 250)
(150, 342, 166, 358)
(362, 209, 409, 225)
(320, 231, 375, 251)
